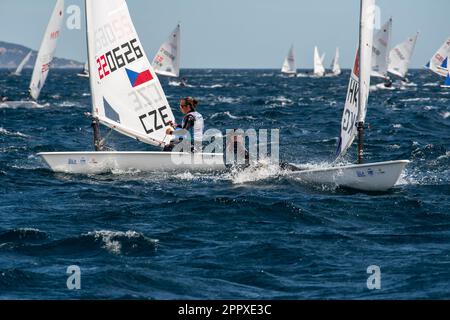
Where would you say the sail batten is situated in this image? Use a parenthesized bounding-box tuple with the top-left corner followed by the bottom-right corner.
(152, 24, 181, 78)
(29, 0, 64, 100)
(85, 0, 175, 148)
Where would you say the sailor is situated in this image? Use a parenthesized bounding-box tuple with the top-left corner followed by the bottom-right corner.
(384, 76, 393, 88)
(164, 97, 204, 152)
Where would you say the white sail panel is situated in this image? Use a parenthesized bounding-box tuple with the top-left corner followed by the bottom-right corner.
(151, 24, 180, 78)
(337, 0, 375, 159)
(337, 51, 360, 158)
(29, 0, 64, 100)
(388, 32, 419, 79)
(331, 47, 341, 75)
(14, 51, 32, 76)
(86, 0, 175, 147)
(371, 18, 392, 78)
(358, 0, 375, 123)
(426, 37, 450, 77)
(281, 45, 296, 74)
(314, 46, 325, 76)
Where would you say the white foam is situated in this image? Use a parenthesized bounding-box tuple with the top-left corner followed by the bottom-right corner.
(87, 230, 158, 255)
(210, 111, 256, 120)
(0, 127, 29, 138)
(400, 97, 431, 102)
(441, 112, 450, 119)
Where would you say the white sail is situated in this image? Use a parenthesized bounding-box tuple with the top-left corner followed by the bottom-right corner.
(86, 0, 175, 147)
(314, 46, 325, 76)
(425, 37, 450, 77)
(388, 32, 419, 79)
(371, 18, 392, 78)
(331, 47, 341, 75)
(77, 61, 89, 77)
(29, 0, 64, 100)
(337, 0, 375, 159)
(14, 51, 32, 76)
(281, 45, 296, 74)
(151, 24, 180, 78)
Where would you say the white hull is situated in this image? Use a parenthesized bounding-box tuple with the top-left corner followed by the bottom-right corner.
(77, 73, 89, 78)
(290, 160, 409, 191)
(38, 151, 225, 174)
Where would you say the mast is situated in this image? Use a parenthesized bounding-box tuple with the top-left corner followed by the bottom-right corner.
(357, 0, 365, 164)
(84, 0, 102, 151)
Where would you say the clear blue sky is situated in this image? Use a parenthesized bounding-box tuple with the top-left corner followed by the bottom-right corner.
(0, 0, 448, 68)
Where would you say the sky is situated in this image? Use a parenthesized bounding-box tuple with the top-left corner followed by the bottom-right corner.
(0, 0, 448, 68)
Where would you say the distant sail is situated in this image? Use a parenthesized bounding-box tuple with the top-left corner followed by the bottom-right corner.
(86, 0, 175, 147)
(151, 24, 180, 78)
(281, 45, 296, 74)
(314, 46, 325, 76)
(29, 0, 64, 100)
(330, 48, 341, 76)
(337, 0, 374, 159)
(372, 18, 392, 78)
(77, 61, 89, 78)
(13, 51, 32, 76)
(388, 32, 419, 79)
(425, 37, 450, 77)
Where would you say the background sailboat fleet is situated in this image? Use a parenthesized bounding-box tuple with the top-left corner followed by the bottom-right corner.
(2, 0, 449, 192)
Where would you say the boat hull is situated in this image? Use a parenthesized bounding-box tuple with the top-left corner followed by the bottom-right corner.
(38, 151, 225, 174)
(290, 160, 409, 191)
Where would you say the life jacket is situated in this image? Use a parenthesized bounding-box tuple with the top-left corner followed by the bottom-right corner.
(182, 111, 204, 143)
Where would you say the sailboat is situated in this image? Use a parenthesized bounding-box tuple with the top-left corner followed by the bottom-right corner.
(425, 37, 450, 77)
(281, 45, 297, 76)
(291, 0, 409, 192)
(330, 48, 341, 76)
(387, 32, 419, 82)
(77, 62, 89, 78)
(38, 0, 224, 174)
(152, 24, 181, 78)
(313, 46, 325, 77)
(12, 51, 32, 76)
(29, 0, 65, 101)
(424, 37, 450, 87)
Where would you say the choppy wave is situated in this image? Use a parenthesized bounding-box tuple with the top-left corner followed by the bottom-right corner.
(0, 127, 29, 138)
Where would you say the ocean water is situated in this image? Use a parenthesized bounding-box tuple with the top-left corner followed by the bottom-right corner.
(0, 69, 449, 299)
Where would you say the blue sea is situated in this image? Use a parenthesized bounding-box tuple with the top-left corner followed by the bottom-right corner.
(0, 69, 449, 299)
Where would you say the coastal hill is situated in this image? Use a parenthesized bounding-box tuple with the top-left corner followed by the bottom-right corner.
(0, 41, 82, 69)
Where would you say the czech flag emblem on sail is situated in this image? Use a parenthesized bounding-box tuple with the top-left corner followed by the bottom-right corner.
(125, 68, 153, 88)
